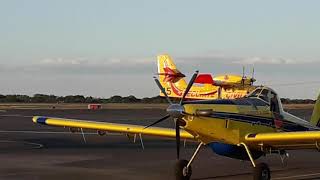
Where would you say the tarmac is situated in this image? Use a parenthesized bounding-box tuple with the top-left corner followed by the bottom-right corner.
(1, 108, 320, 180)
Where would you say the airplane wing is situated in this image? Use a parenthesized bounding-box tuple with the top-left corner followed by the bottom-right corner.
(245, 131, 320, 150)
(32, 116, 195, 140)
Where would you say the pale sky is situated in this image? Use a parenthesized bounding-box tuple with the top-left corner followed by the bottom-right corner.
(0, 0, 319, 99)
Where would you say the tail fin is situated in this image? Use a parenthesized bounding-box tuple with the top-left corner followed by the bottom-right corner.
(157, 54, 187, 96)
(310, 92, 320, 127)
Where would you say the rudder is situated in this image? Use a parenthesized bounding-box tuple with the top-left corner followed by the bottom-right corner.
(157, 54, 187, 88)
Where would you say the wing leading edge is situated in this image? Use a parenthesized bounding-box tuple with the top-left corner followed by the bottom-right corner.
(245, 131, 320, 150)
(32, 116, 195, 140)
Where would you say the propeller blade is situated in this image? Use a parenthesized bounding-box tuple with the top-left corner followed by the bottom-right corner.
(179, 70, 199, 104)
(144, 114, 170, 129)
(153, 77, 172, 104)
(175, 119, 181, 159)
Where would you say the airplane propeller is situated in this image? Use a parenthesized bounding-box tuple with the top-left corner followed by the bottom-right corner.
(153, 77, 173, 105)
(179, 71, 199, 105)
(145, 70, 199, 159)
(175, 118, 180, 159)
(143, 114, 171, 129)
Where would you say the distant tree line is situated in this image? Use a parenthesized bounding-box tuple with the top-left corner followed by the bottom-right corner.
(280, 98, 315, 104)
(0, 94, 169, 103)
(0, 94, 316, 104)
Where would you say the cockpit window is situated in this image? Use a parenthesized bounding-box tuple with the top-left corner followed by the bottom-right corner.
(258, 89, 269, 102)
(248, 89, 261, 97)
(247, 87, 271, 104)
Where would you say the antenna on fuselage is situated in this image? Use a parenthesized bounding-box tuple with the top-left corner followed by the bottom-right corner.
(251, 66, 256, 85)
(241, 66, 245, 86)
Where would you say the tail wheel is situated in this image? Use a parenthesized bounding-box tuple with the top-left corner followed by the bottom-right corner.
(253, 163, 270, 180)
(175, 160, 192, 180)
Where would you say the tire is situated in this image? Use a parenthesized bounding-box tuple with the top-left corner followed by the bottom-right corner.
(253, 163, 270, 180)
(175, 160, 192, 180)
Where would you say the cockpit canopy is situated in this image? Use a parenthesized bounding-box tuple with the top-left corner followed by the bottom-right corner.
(247, 86, 277, 104)
(247, 86, 282, 113)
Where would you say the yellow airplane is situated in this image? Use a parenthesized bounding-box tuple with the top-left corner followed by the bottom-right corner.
(157, 54, 256, 100)
(32, 70, 320, 180)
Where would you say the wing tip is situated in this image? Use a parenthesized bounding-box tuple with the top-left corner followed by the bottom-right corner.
(32, 116, 39, 123)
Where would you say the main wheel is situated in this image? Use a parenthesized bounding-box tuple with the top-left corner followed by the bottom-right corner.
(253, 163, 270, 180)
(175, 160, 192, 180)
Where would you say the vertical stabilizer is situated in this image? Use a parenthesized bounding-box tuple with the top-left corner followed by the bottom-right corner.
(157, 55, 187, 96)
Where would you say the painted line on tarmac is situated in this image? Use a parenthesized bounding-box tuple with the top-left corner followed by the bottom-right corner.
(0, 114, 33, 118)
(0, 130, 120, 135)
(0, 140, 44, 149)
(273, 172, 320, 179)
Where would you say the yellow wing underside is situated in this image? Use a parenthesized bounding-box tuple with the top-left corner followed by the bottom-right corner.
(245, 131, 320, 150)
(33, 116, 320, 150)
(32, 116, 195, 140)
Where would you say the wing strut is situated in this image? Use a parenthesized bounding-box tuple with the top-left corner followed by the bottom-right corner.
(80, 128, 87, 144)
(139, 133, 145, 150)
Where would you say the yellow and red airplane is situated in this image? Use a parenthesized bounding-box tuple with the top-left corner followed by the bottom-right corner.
(32, 69, 320, 180)
(157, 54, 256, 100)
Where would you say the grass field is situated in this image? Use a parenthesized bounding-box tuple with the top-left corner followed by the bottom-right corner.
(0, 103, 314, 110)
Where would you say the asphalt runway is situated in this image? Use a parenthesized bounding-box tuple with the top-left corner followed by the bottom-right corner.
(1, 108, 320, 180)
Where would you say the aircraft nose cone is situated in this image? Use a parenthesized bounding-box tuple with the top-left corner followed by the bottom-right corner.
(166, 104, 185, 119)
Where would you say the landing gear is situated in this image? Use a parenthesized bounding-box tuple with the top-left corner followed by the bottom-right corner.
(279, 150, 289, 167)
(253, 163, 270, 180)
(175, 160, 192, 180)
(238, 143, 271, 180)
(175, 142, 203, 180)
